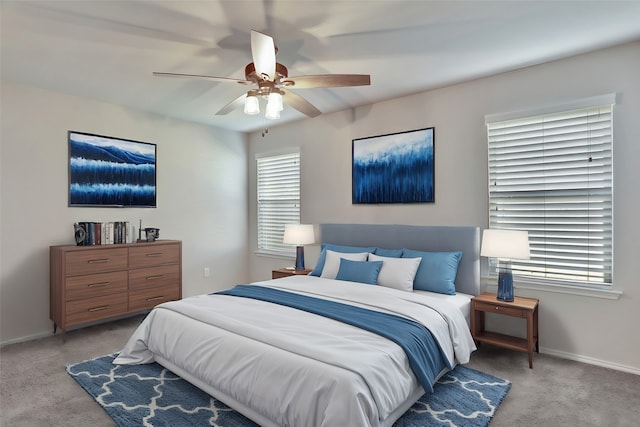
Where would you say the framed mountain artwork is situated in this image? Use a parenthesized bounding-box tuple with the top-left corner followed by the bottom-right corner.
(68, 131, 157, 207)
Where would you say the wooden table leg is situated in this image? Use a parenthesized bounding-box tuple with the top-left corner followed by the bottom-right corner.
(527, 311, 534, 368)
(470, 303, 485, 348)
(534, 307, 539, 353)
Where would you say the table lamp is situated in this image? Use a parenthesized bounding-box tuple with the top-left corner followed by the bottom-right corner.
(480, 229, 530, 302)
(283, 224, 315, 270)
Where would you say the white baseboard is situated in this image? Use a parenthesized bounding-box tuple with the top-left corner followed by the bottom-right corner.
(1, 330, 53, 348)
(541, 346, 640, 376)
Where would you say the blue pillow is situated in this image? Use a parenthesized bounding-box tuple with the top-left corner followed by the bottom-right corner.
(309, 243, 377, 276)
(374, 247, 403, 258)
(402, 249, 463, 295)
(335, 259, 383, 285)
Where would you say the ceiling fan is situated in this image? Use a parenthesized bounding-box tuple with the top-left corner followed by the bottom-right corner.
(153, 30, 371, 120)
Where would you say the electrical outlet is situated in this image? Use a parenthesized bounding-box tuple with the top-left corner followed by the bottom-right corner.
(203, 267, 210, 278)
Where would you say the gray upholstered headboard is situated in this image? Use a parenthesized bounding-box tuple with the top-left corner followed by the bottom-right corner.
(319, 224, 481, 296)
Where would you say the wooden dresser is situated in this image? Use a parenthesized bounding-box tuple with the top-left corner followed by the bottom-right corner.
(50, 240, 182, 338)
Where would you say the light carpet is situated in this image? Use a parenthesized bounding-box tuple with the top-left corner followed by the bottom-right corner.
(67, 354, 511, 427)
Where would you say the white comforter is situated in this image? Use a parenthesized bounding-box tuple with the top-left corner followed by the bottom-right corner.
(114, 276, 476, 427)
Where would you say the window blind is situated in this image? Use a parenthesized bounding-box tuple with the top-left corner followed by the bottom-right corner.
(257, 152, 301, 255)
(486, 103, 613, 286)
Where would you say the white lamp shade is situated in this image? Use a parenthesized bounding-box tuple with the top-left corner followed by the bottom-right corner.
(265, 92, 283, 119)
(283, 224, 315, 245)
(244, 94, 260, 115)
(269, 91, 283, 111)
(481, 229, 530, 260)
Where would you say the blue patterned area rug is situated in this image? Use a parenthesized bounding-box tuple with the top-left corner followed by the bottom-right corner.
(67, 354, 510, 427)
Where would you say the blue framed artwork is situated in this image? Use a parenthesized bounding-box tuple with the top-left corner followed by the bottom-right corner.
(68, 131, 157, 207)
(352, 127, 434, 204)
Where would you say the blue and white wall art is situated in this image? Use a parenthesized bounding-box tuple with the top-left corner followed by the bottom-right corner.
(352, 127, 435, 204)
(68, 131, 157, 207)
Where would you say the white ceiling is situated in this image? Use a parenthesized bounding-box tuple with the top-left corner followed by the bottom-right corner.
(2, 1, 639, 133)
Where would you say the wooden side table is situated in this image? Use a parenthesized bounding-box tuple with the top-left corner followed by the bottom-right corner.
(272, 268, 312, 279)
(471, 292, 539, 368)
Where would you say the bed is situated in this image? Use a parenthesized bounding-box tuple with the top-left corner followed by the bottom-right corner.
(114, 224, 481, 427)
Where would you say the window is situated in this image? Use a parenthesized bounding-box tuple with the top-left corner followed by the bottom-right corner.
(485, 94, 615, 287)
(256, 151, 301, 256)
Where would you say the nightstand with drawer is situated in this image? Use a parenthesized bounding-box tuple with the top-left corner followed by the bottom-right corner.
(470, 292, 539, 368)
(272, 268, 312, 279)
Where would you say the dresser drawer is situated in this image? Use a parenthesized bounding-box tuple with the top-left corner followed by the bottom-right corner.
(129, 244, 180, 268)
(65, 248, 128, 276)
(65, 271, 128, 301)
(129, 285, 180, 312)
(473, 301, 526, 318)
(65, 292, 128, 325)
(129, 265, 180, 290)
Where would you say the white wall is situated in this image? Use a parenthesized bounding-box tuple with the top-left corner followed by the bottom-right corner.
(248, 41, 640, 372)
(0, 80, 250, 344)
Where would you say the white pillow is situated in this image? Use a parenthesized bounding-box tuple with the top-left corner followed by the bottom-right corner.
(321, 250, 369, 279)
(368, 253, 422, 292)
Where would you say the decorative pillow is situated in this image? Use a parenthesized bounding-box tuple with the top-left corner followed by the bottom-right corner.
(335, 259, 383, 285)
(309, 243, 377, 276)
(320, 250, 369, 279)
(374, 247, 404, 258)
(402, 249, 463, 295)
(368, 253, 422, 292)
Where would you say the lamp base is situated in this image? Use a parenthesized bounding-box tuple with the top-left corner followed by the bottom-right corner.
(294, 246, 305, 270)
(496, 270, 514, 302)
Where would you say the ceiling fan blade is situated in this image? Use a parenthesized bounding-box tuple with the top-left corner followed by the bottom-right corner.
(153, 72, 251, 85)
(281, 89, 321, 118)
(284, 74, 370, 89)
(215, 93, 246, 115)
(251, 30, 276, 81)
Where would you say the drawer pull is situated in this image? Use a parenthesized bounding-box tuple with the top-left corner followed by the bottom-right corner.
(146, 296, 165, 302)
(146, 253, 163, 257)
(495, 307, 500, 310)
(146, 275, 164, 280)
(88, 305, 110, 312)
(87, 282, 110, 288)
(88, 258, 109, 264)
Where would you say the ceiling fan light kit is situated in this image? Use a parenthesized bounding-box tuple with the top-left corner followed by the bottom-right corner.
(154, 30, 371, 121)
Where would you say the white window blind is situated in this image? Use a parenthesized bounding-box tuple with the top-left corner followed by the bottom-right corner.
(257, 151, 301, 255)
(486, 101, 613, 286)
